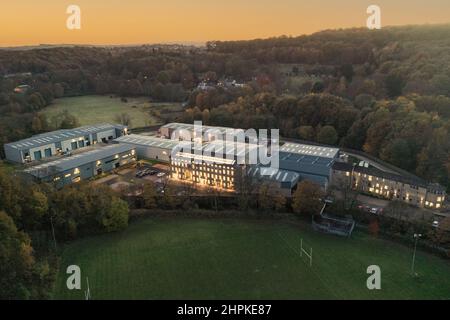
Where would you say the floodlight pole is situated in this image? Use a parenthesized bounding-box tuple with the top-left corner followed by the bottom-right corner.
(411, 233, 422, 275)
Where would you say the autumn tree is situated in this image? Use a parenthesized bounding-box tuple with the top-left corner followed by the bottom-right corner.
(0, 211, 36, 299)
(142, 181, 158, 209)
(316, 125, 338, 145)
(292, 181, 325, 216)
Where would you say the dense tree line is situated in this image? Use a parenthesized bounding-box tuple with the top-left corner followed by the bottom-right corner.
(0, 169, 129, 298)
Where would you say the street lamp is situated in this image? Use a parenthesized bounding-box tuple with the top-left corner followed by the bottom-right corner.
(411, 233, 422, 275)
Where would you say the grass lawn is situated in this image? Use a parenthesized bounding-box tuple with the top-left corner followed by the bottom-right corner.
(53, 218, 450, 300)
(41, 95, 182, 129)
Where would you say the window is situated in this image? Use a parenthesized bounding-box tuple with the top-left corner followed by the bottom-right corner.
(44, 148, 52, 157)
(34, 150, 42, 160)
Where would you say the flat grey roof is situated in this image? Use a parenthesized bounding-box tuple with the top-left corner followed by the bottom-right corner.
(202, 140, 259, 158)
(6, 123, 126, 151)
(247, 166, 300, 185)
(161, 122, 245, 138)
(24, 144, 134, 176)
(280, 142, 339, 159)
(173, 152, 236, 165)
(115, 134, 191, 151)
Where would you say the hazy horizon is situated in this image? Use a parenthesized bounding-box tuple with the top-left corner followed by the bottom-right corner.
(1, 0, 450, 47)
(2, 23, 450, 50)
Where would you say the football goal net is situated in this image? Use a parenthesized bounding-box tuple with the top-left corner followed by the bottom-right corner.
(312, 213, 355, 237)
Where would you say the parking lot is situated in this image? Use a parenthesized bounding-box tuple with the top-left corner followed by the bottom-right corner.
(92, 161, 170, 194)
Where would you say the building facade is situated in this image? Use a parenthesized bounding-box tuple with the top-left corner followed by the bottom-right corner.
(171, 152, 237, 190)
(24, 144, 136, 188)
(4, 123, 128, 163)
(331, 162, 446, 210)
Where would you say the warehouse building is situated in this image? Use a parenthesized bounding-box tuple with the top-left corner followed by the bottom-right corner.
(247, 166, 300, 196)
(4, 123, 128, 163)
(278, 142, 339, 189)
(114, 134, 192, 162)
(331, 162, 447, 210)
(160, 122, 256, 143)
(24, 144, 136, 188)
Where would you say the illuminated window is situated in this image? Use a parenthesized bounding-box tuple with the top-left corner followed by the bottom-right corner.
(437, 197, 442, 202)
(369, 187, 374, 192)
(436, 204, 441, 209)
(74, 168, 80, 175)
(346, 172, 350, 177)
(368, 176, 373, 181)
(64, 173, 71, 178)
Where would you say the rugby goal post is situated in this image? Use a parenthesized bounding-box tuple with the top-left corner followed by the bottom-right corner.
(300, 238, 313, 267)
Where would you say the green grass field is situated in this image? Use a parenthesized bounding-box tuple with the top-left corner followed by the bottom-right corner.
(53, 218, 450, 300)
(41, 95, 182, 129)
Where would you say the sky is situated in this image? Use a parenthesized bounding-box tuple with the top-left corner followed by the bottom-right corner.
(1, 0, 450, 47)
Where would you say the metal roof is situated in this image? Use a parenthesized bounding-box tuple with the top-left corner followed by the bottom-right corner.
(202, 140, 259, 158)
(24, 144, 134, 176)
(279, 152, 334, 177)
(247, 166, 300, 185)
(5, 123, 126, 151)
(117, 134, 260, 162)
(161, 122, 246, 139)
(173, 152, 236, 165)
(115, 134, 188, 151)
(280, 142, 339, 159)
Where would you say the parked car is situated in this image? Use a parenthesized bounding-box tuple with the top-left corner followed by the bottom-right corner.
(135, 171, 144, 178)
(140, 169, 154, 177)
(432, 220, 439, 228)
(358, 205, 383, 215)
(370, 207, 384, 215)
(157, 172, 166, 178)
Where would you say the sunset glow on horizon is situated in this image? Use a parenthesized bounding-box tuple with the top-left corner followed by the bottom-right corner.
(1, 0, 450, 47)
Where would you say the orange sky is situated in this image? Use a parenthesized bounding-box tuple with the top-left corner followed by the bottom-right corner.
(1, 0, 449, 46)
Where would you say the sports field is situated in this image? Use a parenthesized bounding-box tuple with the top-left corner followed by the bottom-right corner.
(41, 95, 181, 128)
(53, 218, 450, 300)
